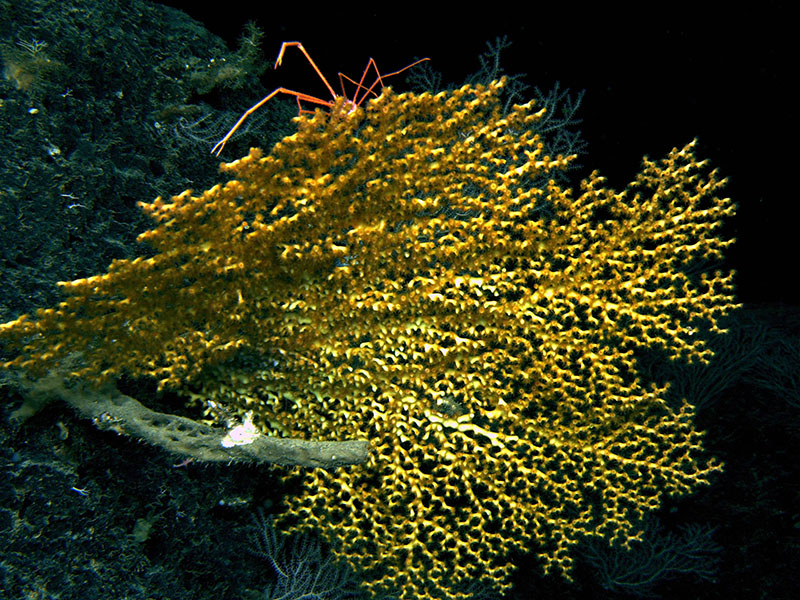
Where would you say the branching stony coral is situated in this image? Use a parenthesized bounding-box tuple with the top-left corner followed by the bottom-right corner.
(0, 79, 737, 600)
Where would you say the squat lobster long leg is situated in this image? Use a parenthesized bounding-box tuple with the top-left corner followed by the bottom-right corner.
(338, 56, 429, 107)
(211, 41, 428, 156)
(275, 41, 337, 100)
(211, 87, 333, 156)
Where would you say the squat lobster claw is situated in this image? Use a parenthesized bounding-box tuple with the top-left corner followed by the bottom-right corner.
(211, 41, 429, 156)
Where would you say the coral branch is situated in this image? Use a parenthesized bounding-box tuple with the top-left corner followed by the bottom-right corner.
(0, 79, 736, 600)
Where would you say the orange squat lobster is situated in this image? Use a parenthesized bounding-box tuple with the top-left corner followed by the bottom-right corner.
(211, 41, 429, 156)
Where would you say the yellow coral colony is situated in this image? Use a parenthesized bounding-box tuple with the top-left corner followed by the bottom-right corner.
(0, 79, 737, 599)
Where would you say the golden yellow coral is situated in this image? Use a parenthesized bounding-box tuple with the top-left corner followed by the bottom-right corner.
(0, 79, 737, 600)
